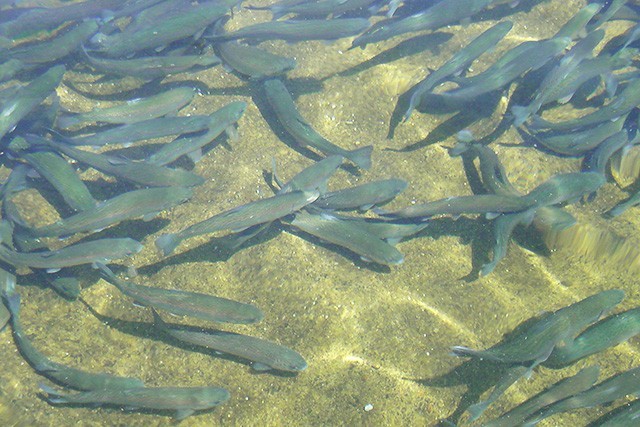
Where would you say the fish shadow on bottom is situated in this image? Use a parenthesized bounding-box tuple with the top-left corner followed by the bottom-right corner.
(80, 300, 299, 378)
(137, 224, 283, 277)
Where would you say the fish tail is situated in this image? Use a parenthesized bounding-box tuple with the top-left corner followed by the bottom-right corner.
(3, 291, 20, 316)
(155, 233, 179, 257)
(511, 105, 530, 127)
(38, 383, 68, 403)
(150, 308, 166, 329)
(347, 145, 373, 170)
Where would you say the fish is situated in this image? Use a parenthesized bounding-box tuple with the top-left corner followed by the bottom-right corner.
(215, 40, 296, 80)
(607, 187, 640, 217)
(83, 48, 221, 80)
(480, 207, 537, 277)
(24, 186, 193, 238)
(2, 292, 144, 390)
(208, 18, 371, 43)
(0, 0, 126, 39)
(251, 0, 380, 20)
(530, 77, 640, 131)
(98, 263, 263, 324)
(8, 139, 96, 212)
(553, 3, 602, 39)
(89, 1, 235, 57)
(23, 135, 204, 188)
(155, 190, 319, 256)
(275, 155, 344, 194)
(62, 115, 216, 147)
(311, 179, 407, 211)
(5, 20, 99, 66)
(289, 211, 405, 266)
(0, 65, 64, 142)
(263, 79, 373, 169)
(146, 101, 246, 166)
(511, 29, 604, 126)
(597, 399, 640, 427)
(351, 0, 494, 49)
(403, 21, 513, 122)
(484, 366, 600, 427)
(451, 290, 624, 368)
(520, 172, 606, 208)
(583, 130, 630, 176)
(383, 194, 534, 220)
(522, 366, 640, 426)
(56, 87, 195, 129)
(544, 307, 640, 368)
(0, 237, 143, 272)
(321, 214, 428, 245)
(40, 383, 229, 421)
(152, 309, 307, 372)
(437, 37, 571, 105)
(524, 115, 626, 156)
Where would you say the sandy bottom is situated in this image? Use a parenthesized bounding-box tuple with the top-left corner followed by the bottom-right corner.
(0, 0, 639, 426)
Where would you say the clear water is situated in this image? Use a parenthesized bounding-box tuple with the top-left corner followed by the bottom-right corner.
(0, 0, 638, 426)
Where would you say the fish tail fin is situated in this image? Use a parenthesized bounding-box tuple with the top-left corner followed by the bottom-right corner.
(450, 345, 482, 358)
(480, 260, 498, 277)
(155, 233, 179, 257)
(38, 383, 68, 403)
(511, 105, 530, 127)
(348, 145, 373, 170)
(150, 308, 166, 329)
(3, 291, 20, 316)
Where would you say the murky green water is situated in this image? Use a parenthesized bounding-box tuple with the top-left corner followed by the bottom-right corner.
(0, 1, 639, 426)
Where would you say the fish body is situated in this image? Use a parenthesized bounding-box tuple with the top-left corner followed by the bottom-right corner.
(545, 307, 640, 368)
(3, 292, 144, 390)
(27, 187, 193, 238)
(0, 65, 64, 141)
(210, 18, 371, 43)
(83, 49, 220, 80)
(0, 238, 142, 271)
(153, 310, 307, 372)
(156, 190, 319, 256)
(146, 101, 246, 166)
(312, 179, 407, 211)
(404, 20, 513, 121)
(215, 41, 296, 80)
(386, 194, 533, 220)
(90, 1, 233, 57)
(276, 155, 344, 194)
(264, 79, 372, 169)
(352, 0, 493, 48)
(24, 135, 204, 188)
(66, 115, 215, 147)
(521, 172, 605, 208)
(452, 290, 624, 366)
(531, 77, 640, 131)
(523, 366, 640, 426)
(290, 211, 405, 265)
(484, 366, 600, 427)
(10, 143, 95, 212)
(98, 264, 263, 324)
